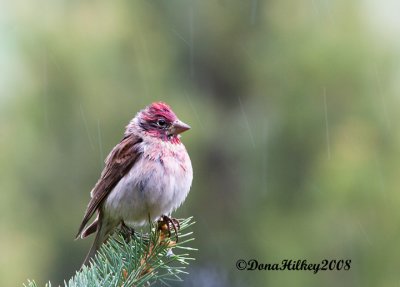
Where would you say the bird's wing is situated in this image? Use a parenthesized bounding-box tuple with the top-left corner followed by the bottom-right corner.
(76, 133, 143, 238)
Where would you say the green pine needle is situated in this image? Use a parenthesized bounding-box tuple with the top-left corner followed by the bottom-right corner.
(24, 217, 196, 287)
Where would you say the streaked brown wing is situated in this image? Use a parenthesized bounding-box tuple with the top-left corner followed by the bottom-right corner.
(76, 133, 143, 238)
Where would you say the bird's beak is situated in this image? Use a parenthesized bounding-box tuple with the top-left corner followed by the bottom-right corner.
(170, 120, 191, 135)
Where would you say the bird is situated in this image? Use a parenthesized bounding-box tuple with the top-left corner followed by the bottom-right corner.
(76, 102, 193, 266)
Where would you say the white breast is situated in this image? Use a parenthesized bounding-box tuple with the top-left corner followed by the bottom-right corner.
(103, 140, 193, 226)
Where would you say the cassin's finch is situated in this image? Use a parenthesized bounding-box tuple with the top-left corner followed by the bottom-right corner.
(76, 102, 193, 266)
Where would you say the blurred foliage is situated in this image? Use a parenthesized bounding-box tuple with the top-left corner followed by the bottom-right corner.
(1, 0, 400, 286)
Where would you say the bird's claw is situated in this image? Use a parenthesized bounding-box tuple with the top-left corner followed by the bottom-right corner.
(120, 221, 135, 242)
(158, 215, 180, 242)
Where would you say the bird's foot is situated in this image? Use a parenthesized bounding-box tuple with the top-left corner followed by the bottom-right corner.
(120, 221, 135, 242)
(157, 215, 180, 242)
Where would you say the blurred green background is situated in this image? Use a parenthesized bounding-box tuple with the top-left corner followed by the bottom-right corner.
(1, 0, 400, 286)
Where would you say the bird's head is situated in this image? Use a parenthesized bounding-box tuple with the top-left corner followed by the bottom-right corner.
(128, 102, 190, 143)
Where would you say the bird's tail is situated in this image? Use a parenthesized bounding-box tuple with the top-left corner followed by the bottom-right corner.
(82, 216, 112, 267)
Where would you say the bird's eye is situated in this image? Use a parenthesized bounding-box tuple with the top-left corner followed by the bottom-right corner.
(156, 119, 167, 127)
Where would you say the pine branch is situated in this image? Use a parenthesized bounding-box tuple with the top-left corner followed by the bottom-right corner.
(24, 217, 196, 287)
